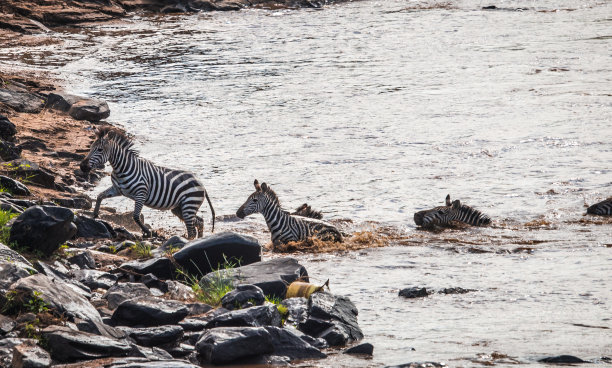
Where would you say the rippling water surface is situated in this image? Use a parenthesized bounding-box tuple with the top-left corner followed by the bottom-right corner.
(1, 0, 611, 365)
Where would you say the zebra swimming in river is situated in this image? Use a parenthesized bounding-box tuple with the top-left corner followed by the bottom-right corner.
(414, 194, 491, 229)
(79, 127, 214, 239)
(236, 179, 342, 245)
(586, 198, 612, 216)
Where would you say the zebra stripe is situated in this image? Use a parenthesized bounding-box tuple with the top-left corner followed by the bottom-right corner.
(414, 194, 491, 228)
(236, 180, 342, 245)
(80, 127, 214, 239)
(587, 198, 612, 216)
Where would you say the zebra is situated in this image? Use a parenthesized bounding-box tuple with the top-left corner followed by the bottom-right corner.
(414, 194, 491, 229)
(586, 198, 612, 216)
(79, 127, 214, 239)
(235, 179, 342, 245)
(291, 203, 323, 220)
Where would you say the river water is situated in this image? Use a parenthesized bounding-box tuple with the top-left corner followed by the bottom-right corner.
(1, 0, 611, 366)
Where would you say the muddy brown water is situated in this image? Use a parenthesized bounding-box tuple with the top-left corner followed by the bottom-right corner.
(1, 0, 611, 366)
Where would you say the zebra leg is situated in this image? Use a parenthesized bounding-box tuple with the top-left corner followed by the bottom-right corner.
(93, 186, 120, 219)
(132, 193, 151, 238)
(195, 216, 204, 238)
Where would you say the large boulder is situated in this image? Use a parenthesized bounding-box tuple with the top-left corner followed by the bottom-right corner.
(0, 175, 30, 196)
(120, 257, 175, 280)
(111, 297, 190, 327)
(265, 326, 326, 361)
(42, 325, 131, 362)
(74, 215, 114, 239)
(174, 232, 261, 277)
(206, 304, 281, 328)
(195, 327, 274, 365)
(0, 115, 17, 140)
(45, 92, 82, 112)
(104, 283, 152, 310)
(119, 325, 184, 347)
(299, 292, 363, 347)
(0, 89, 44, 113)
(9, 205, 77, 256)
(199, 257, 307, 299)
(0, 159, 55, 189)
(11, 340, 52, 368)
(68, 98, 110, 121)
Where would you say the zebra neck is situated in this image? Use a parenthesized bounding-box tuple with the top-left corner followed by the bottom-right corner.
(260, 200, 290, 232)
(108, 145, 138, 174)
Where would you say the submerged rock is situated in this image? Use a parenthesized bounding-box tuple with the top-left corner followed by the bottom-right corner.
(539, 355, 588, 364)
(43, 325, 131, 362)
(344, 342, 374, 355)
(265, 326, 326, 361)
(195, 326, 274, 364)
(399, 287, 431, 298)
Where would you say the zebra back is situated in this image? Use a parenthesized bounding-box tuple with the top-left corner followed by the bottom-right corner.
(586, 198, 612, 216)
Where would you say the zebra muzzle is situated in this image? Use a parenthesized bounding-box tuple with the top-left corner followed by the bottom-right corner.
(79, 160, 91, 173)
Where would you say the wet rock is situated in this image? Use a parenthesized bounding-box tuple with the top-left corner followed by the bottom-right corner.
(199, 257, 307, 299)
(282, 297, 309, 326)
(70, 269, 118, 290)
(438, 287, 475, 295)
(179, 318, 209, 332)
(399, 287, 431, 298)
(119, 325, 184, 347)
(0, 88, 44, 113)
(0, 175, 30, 196)
(174, 232, 261, 277)
(67, 250, 96, 269)
(104, 282, 152, 310)
(11, 340, 52, 368)
(68, 98, 110, 121)
(195, 326, 274, 364)
(45, 92, 82, 112)
(299, 292, 363, 347)
(74, 215, 114, 239)
(207, 304, 281, 328)
(539, 355, 588, 364)
(0, 139, 21, 161)
(165, 280, 196, 301)
(153, 235, 188, 256)
(0, 115, 17, 140)
(9, 205, 76, 256)
(0, 314, 16, 335)
(265, 326, 326, 361)
(386, 363, 446, 368)
(220, 284, 265, 310)
(344, 342, 374, 355)
(120, 257, 175, 280)
(1, 159, 55, 189)
(43, 325, 131, 362)
(111, 296, 189, 327)
(142, 273, 168, 292)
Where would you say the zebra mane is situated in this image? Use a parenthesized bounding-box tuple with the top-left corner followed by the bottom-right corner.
(97, 126, 138, 157)
(262, 185, 281, 207)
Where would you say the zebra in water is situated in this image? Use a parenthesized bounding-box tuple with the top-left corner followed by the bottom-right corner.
(586, 198, 612, 216)
(79, 127, 214, 239)
(291, 203, 323, 220)
(414, 194, 491, 229)
(236, 180, 342, 245)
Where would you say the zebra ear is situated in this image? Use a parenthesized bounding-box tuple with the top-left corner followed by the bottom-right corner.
(261, 183, 268, 192)
(445, 194, 451, 206)
(254, 179, 261, 192)
(452, 200, 461, 209)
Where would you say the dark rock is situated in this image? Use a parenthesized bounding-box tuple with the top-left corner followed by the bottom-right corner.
(438, 287, 475, 295)
(129, 344, 173, 360)
(207, 304, 281, 328)
(17, 139, 46, 152)
(45, 92, 82, 112)
(33, 261, 92, 299)
(221, 284, 265, 310)
(165, 280, 195, 301)
(1, 159, 55, 188)
(43, 325, 131, 362)
(399, 287, 431, 298)
(111, 296, 190, 327)
(120, 325, 184, 347)
(282, 297, 309, 326)
(153, 235, 188, 256)
(0, 115, 17, 140)
(68, 98, 110, 121)
(74, 215, 114, 239)
(0, 243, 33, 269)
(67, 250, 96, 269)
(195, 326, 274, 364)
(186, 302, 213, 316)
(199, 257, 306, 299)
(120, 257, 175, 280)
(53, 196, 92, 210)
(0, 314, 16, 335)
(539, 355, 588, 364)
(104, 282, 153, 309)
(0, 88, 44, 113)
(179, 318, 208, 332)
(265, 326, 326, 361)
(2, 198, 37, 209)
(0, 175, 30, 196)
(109, 359, 200, 368)
(0, 198, 24, 213)
(299, 292, 363, 347)
(0, 260, 32, 293)
(344, 342, 374, 355)
(299, 333, 328, 350)
(142, 273, 168, 292)
(0, 139, 21, 161)
(9, 205, 76, 256)
(70, 269, 118, 290)
(0, 338, 36, 368)
(386, 363, 446, 368)
(11, 340, 52, 368)
(174, 232, 261, 277)
(165, 343, 195, 358)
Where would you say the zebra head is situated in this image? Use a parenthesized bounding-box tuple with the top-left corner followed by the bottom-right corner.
(80, 128, 114, 173)
(236, 179, 273, 219)
(414, 194, 491, 228)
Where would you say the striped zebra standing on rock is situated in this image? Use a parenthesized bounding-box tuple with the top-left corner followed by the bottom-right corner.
(414, 194, 491, 229)
(236, 179, 342, 245)
(79, 127, 214, 239)
(586, 198, 612, 216)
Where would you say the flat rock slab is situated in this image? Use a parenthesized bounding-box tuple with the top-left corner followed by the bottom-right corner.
(70, 269, 118, 290)
(11, 340, 52, 368)
(207, 304, 281, 328)
(0, 175, 29, 196)
(104, 282, 152, 309)
(0, 260, 32, 292)
(195, 326, 274, 365)
(199, 257, 307, 299)
(265, 326, 326, 361)
(174, 231, 261, 277)
(119, 325, 184, 347)
(109, 359, 200, 368)
(68, 98, 110, 121)
(43, 325, 131, 362)
(0, 88, 44, 113)
(120, 257, 175, 280)
(111, 296, 189, 327)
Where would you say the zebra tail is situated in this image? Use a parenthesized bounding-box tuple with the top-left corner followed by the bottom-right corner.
(205, 191, 215, 233)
